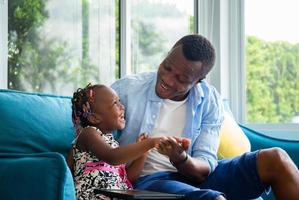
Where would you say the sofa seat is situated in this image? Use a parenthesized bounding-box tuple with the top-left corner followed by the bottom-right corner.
(0, 152, 75, 200)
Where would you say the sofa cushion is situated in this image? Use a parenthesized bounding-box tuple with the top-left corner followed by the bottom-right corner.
(0, 89, 75, 156)
(0, 152, 75, 200)
(217, 112, 251, 159)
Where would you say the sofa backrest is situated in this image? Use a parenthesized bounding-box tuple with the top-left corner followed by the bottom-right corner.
(0, 89, 75, 157)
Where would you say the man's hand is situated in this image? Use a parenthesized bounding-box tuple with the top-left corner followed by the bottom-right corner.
(157, 136, 190, 164)
(157, 136, 210, 183)
(174, 136, 191, 151)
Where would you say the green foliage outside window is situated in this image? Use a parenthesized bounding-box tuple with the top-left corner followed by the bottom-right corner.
(8, 1, 298, 123)
(246, 36, 299, 123)
(8, 0, 98, 93)
(131, 20, 166, 73)
(8, 0, 48, 91)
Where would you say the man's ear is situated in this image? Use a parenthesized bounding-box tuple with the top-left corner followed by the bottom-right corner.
(88, 113, 102, 124)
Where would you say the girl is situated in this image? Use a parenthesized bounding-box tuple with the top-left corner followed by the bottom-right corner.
(71, 83, 164, 199)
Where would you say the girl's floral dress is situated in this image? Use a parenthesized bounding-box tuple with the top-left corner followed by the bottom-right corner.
(73, 126, 132, 200)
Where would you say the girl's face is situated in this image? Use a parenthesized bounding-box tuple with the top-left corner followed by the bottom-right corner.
(92, 86, 125, 133)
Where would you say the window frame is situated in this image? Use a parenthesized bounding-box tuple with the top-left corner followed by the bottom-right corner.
(0, 0, 7, 89)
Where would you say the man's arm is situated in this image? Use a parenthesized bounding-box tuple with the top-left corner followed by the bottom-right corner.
(173, 85, 225, 182)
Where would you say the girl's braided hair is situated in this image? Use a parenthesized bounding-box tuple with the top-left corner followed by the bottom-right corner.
(71, 83, 103, 136)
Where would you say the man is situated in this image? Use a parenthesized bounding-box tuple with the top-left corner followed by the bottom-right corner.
(111, 34, 299, 200)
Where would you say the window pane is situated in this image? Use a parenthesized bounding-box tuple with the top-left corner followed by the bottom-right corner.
(8, 0, 118, 95)
(130, 0, 194, 74)
(245, 0, 299, 124)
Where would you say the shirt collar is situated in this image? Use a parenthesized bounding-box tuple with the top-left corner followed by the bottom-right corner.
(188, 81, 204, 108)
(148, 74, 162, 102)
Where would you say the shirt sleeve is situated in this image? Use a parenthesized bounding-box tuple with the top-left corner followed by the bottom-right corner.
(111, 79, 121, 94)
(192, 87, 224, 172)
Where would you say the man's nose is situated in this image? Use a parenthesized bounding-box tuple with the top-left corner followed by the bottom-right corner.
(163, 74, 175, 87)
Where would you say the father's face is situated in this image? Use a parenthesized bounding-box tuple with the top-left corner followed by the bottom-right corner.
(155, 45, 204, 101)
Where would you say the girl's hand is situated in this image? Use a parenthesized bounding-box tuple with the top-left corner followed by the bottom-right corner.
(137, 133, 148, 142)
(138, 134, 166, 149)
(156, 136, 174, 157)
(152, 136, 168, 149)
(136, 133, 152, 158)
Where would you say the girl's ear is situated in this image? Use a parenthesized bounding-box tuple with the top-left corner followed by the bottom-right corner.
(88, 113, 102, 124)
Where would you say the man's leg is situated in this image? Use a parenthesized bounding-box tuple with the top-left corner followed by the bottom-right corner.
(257, 147, 299, 200)
(134, 171, 225, 200)
(199, 151, 269, 199)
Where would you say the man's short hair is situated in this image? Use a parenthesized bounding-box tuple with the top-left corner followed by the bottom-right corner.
(174, 34, 215, 75)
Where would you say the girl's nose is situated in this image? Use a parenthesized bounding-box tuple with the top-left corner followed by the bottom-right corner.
(119, 102, 125, 110)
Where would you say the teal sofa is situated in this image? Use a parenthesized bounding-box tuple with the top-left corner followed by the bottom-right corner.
(0, 89, 298, 200)
(0, 89, 76, 200)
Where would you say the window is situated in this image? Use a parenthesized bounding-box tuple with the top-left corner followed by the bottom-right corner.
(3, 0, 298, 136)
(7, 0, 118, 95)
(129, 0, 194, 74)
(3, 0, 195, 95)
(245, 0, 299, 125)
(199, 1, 299, 137)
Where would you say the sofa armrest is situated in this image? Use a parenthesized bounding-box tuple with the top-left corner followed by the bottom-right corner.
(0, 152, 75, 200)
(240, 125, 299, 167)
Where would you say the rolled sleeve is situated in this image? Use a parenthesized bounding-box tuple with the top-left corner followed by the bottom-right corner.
(192, 124, 222, 172)
(191, 86, 224, 172)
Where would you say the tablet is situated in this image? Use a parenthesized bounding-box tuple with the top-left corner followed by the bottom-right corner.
(94, 188, 185, 199)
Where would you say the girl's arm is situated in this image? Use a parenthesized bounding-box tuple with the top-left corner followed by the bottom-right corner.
(126, 154, 147, 183)
(76, 127, 161, 165)
(126, 133, 149, 183)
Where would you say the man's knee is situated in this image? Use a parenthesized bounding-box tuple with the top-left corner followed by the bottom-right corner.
(258, 147, 294, 181)
(260, 147, 291, 166)
(215, 194, 226, 200)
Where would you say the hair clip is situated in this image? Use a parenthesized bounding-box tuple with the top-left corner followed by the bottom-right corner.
(88, 89, 95, 103)
(75, 125, 83, 137)
(82, 102, 91, 118)
(85, 83, 92, 88)
(82, 112, 91, 118)
(76, 111, 82, 116)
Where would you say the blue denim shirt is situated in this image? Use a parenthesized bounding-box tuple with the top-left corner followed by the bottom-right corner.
(111, 72, 224, 172)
